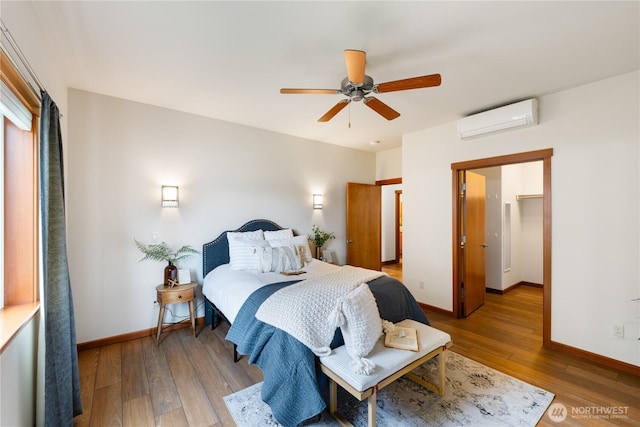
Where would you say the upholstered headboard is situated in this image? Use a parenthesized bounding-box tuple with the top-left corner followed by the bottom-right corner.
(202, 219, 285, 277)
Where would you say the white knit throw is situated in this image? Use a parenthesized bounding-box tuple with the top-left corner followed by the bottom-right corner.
(255, 266, 385, 356)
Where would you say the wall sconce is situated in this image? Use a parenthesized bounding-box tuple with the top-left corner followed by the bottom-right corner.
(313, 194, 323, 209)
(161, 186, 179, 208)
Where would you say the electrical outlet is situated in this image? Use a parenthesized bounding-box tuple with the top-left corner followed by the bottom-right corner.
(612, 323, 624, 338)
(419, 281, 425, 289)
(152, 301, 159, 309)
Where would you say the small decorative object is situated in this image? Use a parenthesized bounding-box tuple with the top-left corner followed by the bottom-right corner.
(135, 239, 199, 285)
(167, 278, 179, 288)
(384, 326, 419, 351)
(178, 269, 191, 285)
(308, 224, 335, 260)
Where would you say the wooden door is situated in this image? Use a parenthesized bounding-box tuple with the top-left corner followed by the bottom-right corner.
(346, 182, 381, 270)
(462, 171, 486, 316)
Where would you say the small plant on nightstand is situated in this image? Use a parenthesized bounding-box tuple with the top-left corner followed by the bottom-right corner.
(135, 240, 199, 286)
(308, 225, 335, 260)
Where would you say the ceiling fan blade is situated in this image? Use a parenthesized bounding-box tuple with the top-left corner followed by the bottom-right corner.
(344, 49, 366, 84)
(375, 73, 442, 93)
(280, 88, 340, 95)
(363, 97, 401, 121)
(318, 99, 350, 122)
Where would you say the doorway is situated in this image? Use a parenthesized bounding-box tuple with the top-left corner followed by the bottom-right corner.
(452, 149, 553, 347)
(345, 178, 403, 277)
(379, 178, 402, 276)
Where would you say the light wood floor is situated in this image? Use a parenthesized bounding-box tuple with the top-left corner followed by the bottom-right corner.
(75, 280, 639, 426)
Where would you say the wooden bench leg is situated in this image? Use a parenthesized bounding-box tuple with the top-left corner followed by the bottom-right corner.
(437, 351, 446, 396)
(405, 349, 447, 396)
(329, 378, 337, 415)
(367, 389, 376, 427)
(328, 378, 357, 427)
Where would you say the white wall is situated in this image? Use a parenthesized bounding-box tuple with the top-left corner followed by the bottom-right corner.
(518, 161, 544, 285)
(376, 147, 401, 180)
(0, 314, 39, 427)
(403, 71, 640, 366)
(67, 89, 376, 343)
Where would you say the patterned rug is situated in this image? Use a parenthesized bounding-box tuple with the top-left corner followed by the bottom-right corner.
(224, 351, 554, 426)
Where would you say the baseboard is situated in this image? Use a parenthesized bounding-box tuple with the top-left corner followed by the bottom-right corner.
(520, 281, 543, 288)
(419, 302, 454, 317)
(486, 281, 543, 295)
(77, 317, 206, 351)
(549, 340, 640, 376)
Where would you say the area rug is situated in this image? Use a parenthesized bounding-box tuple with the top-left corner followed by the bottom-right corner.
(224, 351, 554, 426)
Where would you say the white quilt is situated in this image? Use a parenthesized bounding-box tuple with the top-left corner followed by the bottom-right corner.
(255, 265, 385, 356)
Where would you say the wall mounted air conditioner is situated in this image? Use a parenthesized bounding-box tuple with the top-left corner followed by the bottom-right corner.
(457, 98, 538, 140)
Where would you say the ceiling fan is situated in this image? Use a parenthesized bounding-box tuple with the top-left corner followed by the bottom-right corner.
(280, 49, 441, 122)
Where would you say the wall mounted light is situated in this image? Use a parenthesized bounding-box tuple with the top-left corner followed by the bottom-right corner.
(161, 186, 179, 208)
(313, 194, 323, 209)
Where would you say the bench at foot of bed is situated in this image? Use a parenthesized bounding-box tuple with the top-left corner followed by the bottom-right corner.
(319, 319, 452, 427)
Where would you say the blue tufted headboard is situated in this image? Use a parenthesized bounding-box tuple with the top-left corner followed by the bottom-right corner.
(202, 219, 285, 277)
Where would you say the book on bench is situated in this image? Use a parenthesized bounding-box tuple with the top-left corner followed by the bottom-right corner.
(384, 326, 419, 351)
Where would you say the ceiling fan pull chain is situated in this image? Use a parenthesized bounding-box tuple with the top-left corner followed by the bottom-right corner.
(348, 101, 351, 128)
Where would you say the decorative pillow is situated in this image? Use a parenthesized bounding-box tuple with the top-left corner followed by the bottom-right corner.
(329, 284, 382, 374)
(258, 245, 303, 273)
(227, 230, 267, 271)
(264, 228, 294, 241)
(269, 235, 313, 264)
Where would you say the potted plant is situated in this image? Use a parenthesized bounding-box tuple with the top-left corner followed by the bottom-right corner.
(308, 225, 335, 260)
(135, 239, 199, 286)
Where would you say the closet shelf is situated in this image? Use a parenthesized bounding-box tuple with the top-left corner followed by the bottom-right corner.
(516, 194, 543, 200)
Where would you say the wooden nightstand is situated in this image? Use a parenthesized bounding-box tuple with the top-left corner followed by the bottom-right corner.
(155, 282, 197, 344)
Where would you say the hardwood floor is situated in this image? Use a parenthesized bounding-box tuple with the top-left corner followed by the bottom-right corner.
(381, 262, 402, 280)
(76, 282, 639, 426)
(427, 286, 640, 426)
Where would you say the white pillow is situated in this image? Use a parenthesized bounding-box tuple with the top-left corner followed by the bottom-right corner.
(264, 228, 294, 241)
(227, 229, 264, 241)
(227, 230, 267, 271)
(269, 235, 313, 264)
(330, 284, 382, 374)
(258, 245, 303, 273)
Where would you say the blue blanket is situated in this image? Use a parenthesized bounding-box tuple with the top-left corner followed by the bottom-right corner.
(226, 276, 428, 427)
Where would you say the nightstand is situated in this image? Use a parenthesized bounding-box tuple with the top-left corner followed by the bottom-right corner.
(155, 282, 197, 344)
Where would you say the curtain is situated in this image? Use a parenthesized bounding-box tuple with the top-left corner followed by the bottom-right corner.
(40, 91, 83, 425)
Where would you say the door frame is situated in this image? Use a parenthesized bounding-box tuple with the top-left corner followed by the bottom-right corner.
(451, 149, 553, 347)
(394, 189, 402, 264)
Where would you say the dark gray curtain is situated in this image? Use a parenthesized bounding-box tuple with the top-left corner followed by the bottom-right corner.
(40, 91, 82, 425)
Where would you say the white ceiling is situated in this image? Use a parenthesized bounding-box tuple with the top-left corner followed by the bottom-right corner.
(28, 1, 639, 152)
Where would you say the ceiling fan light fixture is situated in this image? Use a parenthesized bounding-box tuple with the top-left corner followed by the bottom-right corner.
(351, 90, 365, 102)
(281, 50, 441, 122)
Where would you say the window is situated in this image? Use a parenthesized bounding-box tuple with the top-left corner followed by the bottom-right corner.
(0, 49, 39, 348)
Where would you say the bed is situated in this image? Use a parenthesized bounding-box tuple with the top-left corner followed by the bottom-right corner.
(201, 219, 429, 426)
